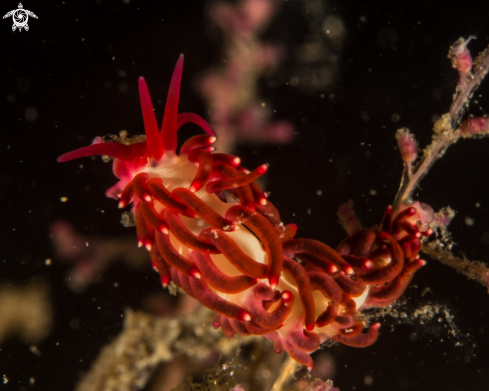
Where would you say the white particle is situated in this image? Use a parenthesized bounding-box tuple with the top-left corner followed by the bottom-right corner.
(464, 216, 474, 226)
(364, 375, 373, 385)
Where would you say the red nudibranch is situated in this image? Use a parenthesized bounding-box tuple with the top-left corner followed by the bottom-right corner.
(58, 55, 432, 369)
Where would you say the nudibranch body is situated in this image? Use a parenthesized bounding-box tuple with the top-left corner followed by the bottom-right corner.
(58, 55, 431, 369)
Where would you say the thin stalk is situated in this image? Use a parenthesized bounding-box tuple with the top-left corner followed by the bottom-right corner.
(269, 355, 300, 391)
(392, 40, 489, 211)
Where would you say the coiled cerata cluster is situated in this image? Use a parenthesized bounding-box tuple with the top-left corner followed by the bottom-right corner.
(58, 55, 431, 369)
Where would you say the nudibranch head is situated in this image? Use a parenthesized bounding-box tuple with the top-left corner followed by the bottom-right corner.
(58, 55, 431, 369)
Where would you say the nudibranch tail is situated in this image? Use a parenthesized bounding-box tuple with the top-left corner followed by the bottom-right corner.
(58, 55, 432, 370)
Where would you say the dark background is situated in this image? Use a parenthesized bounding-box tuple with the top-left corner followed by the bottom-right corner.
(2, 0, 489, 390)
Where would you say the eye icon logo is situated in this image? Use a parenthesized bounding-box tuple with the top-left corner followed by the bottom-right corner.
(3, 3, 38, 32)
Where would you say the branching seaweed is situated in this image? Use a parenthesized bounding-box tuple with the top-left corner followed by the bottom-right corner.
(393, 38, 489, 211)
(75, 308, 259, 391)
(391, 38, 489, 290)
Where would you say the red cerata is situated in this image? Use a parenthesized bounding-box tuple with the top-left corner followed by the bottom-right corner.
(58, 55, 433, 369)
